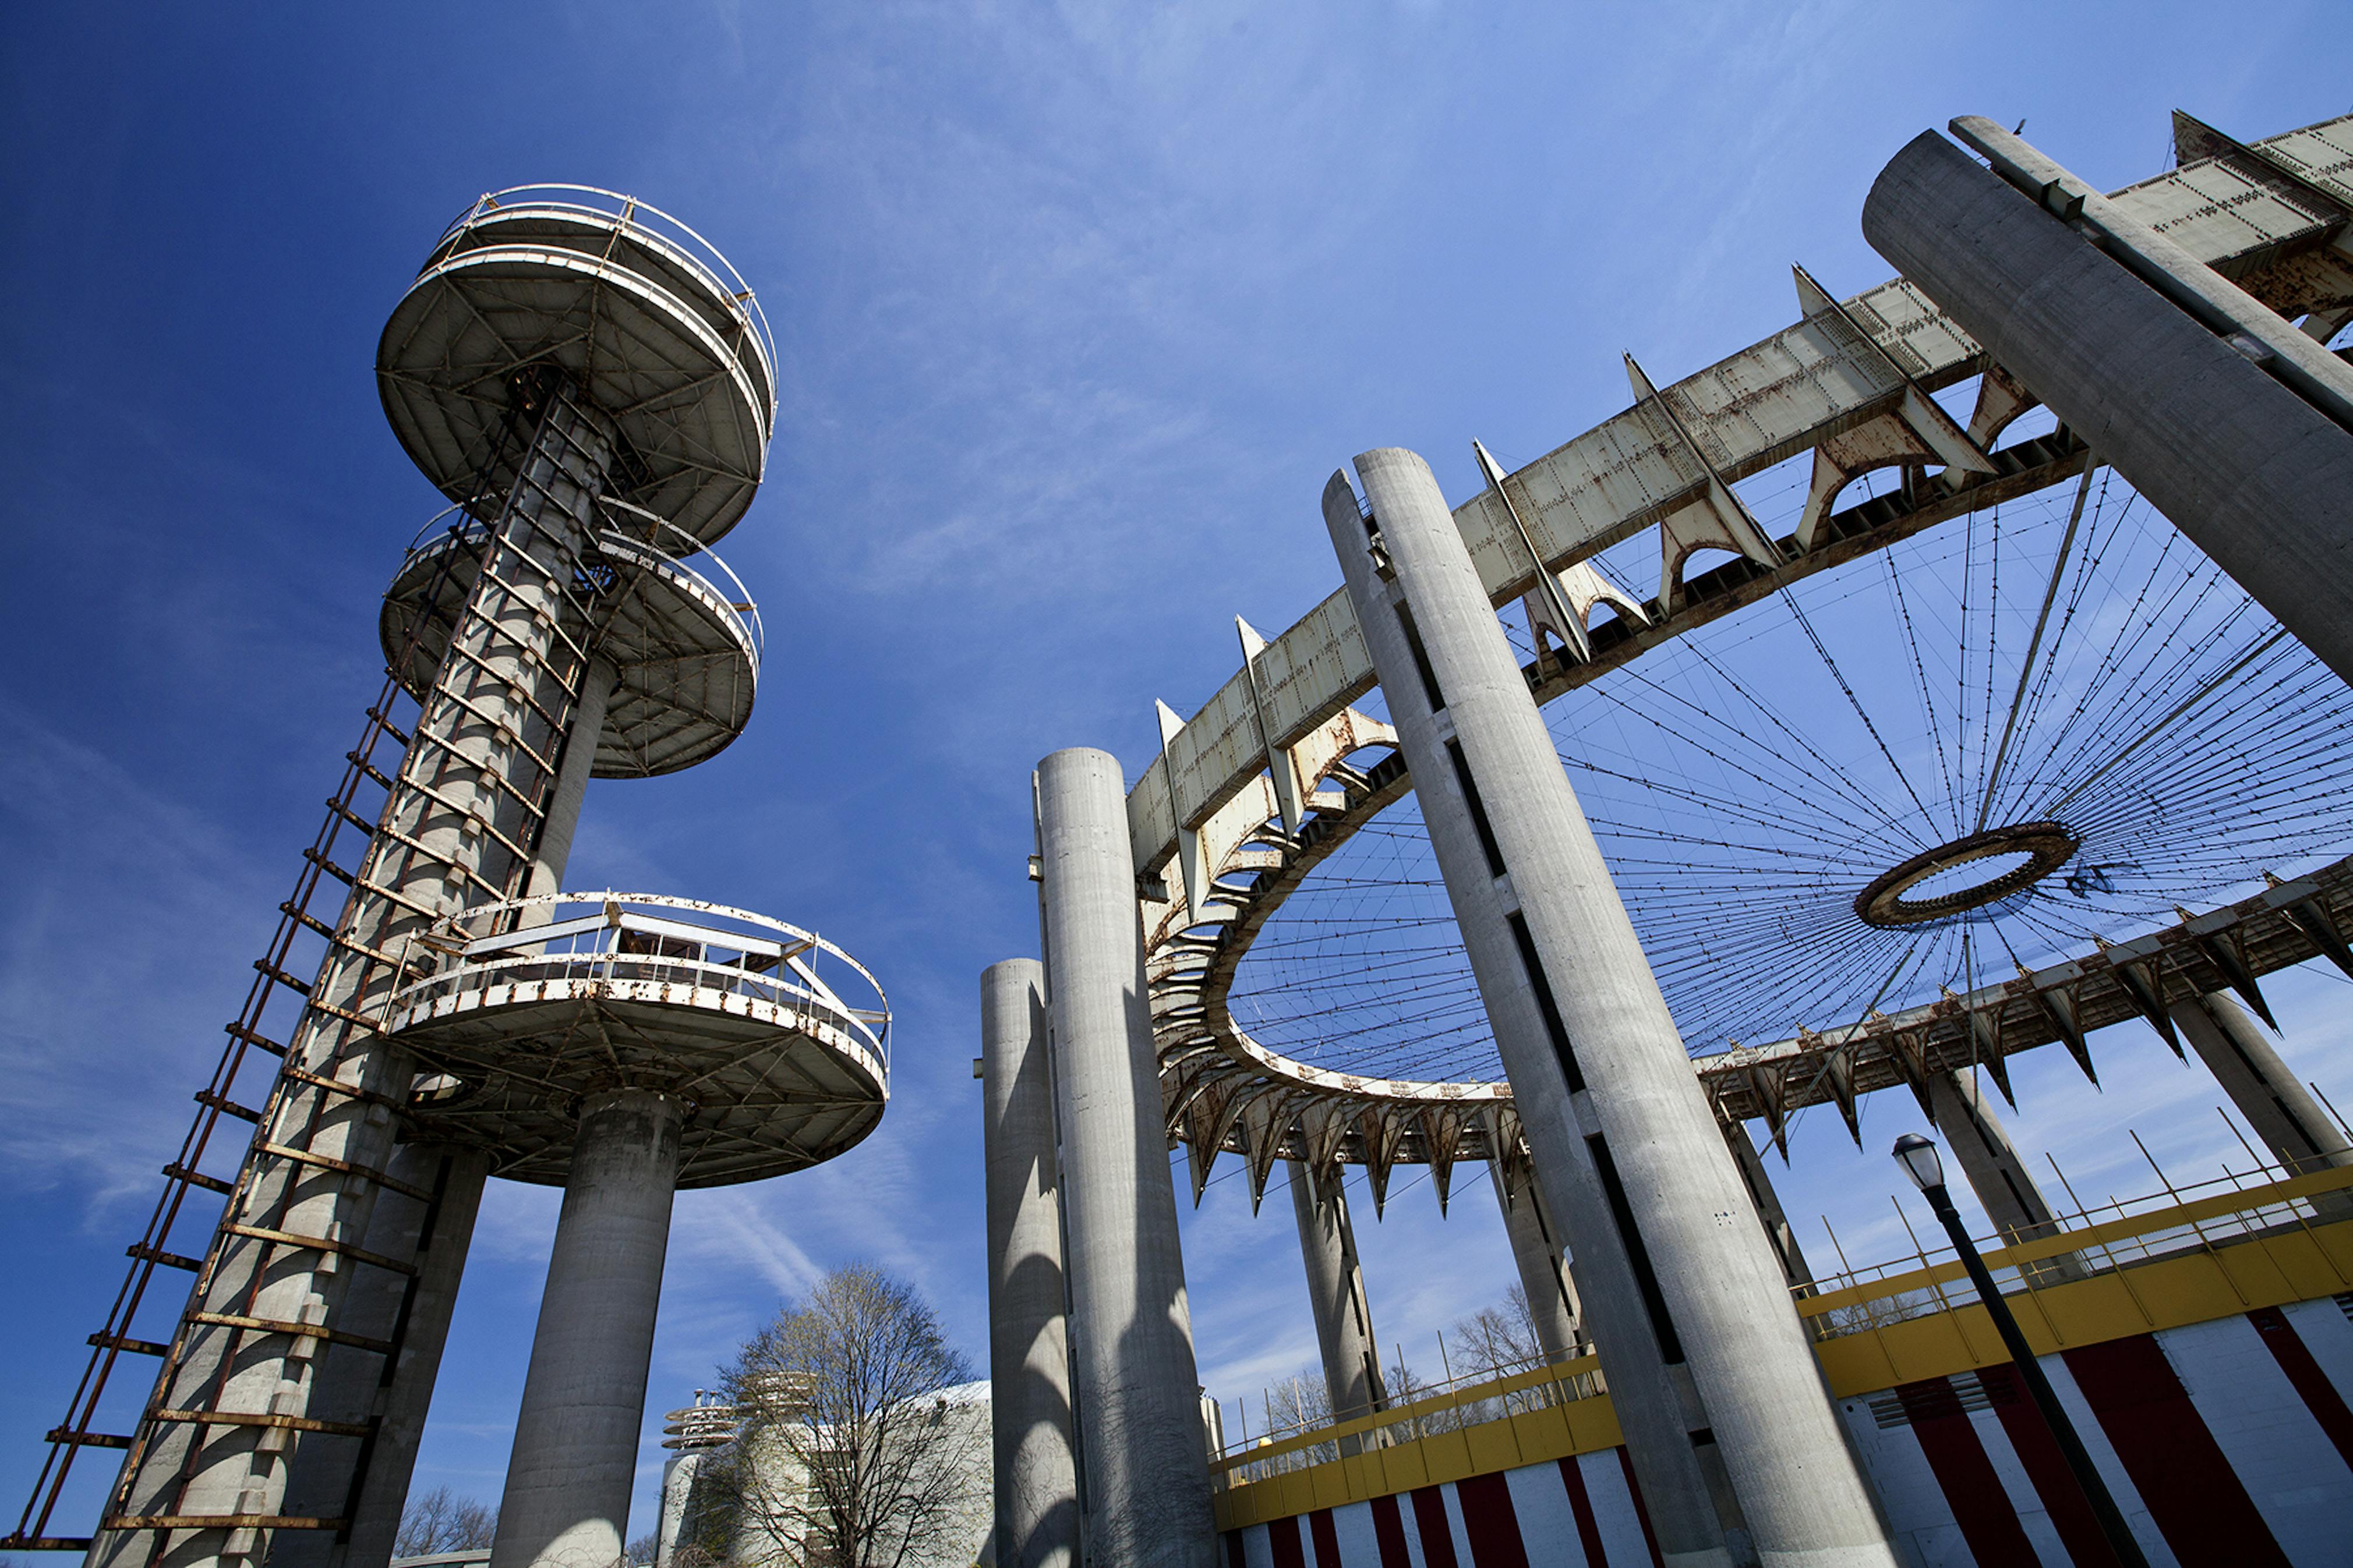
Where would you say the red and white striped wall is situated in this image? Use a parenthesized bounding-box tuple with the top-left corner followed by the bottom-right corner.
(1220, 1445, 1664, 1568)
(1218, 1296, 2353, 1567)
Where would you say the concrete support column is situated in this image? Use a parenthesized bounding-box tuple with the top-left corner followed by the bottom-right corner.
(1287, 1160, 1387, 1447)
(97, 380, 620, 1568)
(277, 662, 617, 1568)
(1489, 1158, 1586, 1362)
(491, 1089, 686, 1568)
(652, 1452, 702, 1568)
(527, 657, 618, 905)
(1327, 450, 1896, 1568)
(2172, 992, 2353, 1196)
(333, 1147, 490, 1568)
(1034, 748, 1216, 1568)
(1860, 126, 2353, 688)
(1925, 1071, 2083, 1284)
(982, 958, 1081, 1568)
(268, 1145, 490, 1568)
(1718, 1121, 1816, 1290)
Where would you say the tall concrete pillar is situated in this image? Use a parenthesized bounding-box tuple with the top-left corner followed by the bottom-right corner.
(1860, 124, 2353, 688)
(1925, 1071, 2083, 1284)
(527, 657, 618, 908)
(1489, 1158, 1586, 1362)
(96, 380, 620, 1568)
(981, 958, 1080, 1568)
(268, 1145, 490, 1568)
(1718, 1121, 1816, 1290)
(1034, 748, 1216, 1568)
(652, 1452, 702, 1568)
(1287, 1160, 1387, 1449)
(1327, 450, 1897, 1568)
(490, 1089, 686, 1568)
(2172, 993, 2353, 1201)
(275, 665, 617, 1568)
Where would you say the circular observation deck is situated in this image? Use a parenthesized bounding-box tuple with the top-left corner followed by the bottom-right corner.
(379, 186, 776, 547)
(381, 500, 760, 777)
(661, 1400, 740, 1452)
(383, 893, 888, 1187)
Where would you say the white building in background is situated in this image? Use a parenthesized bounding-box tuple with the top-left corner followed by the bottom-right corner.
(655, 1383, 994, 1568)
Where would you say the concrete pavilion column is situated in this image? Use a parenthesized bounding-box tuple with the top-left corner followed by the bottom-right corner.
(1034, 748, 1217, 1568)
(1488, 1158, 1587, 1362)
(1860, 124, 2353, 688)
(981, 958, 1081, 1568)
(1327, 449, 1898, 1568)
(2171, 993, 2353, 1207)
(1925, 1070, 2085, 1285)
(1286, 1160, 1387, 1450)
(490, 1089, 686, 1568)
(1718, 1121, 1817, 1291)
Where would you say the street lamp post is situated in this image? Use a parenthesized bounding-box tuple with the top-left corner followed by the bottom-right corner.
(1891, 1133, 2149, 1568)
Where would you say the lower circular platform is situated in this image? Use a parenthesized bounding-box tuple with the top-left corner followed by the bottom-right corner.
(381, 501, 759, 777)
(384, 892, 888, 1187)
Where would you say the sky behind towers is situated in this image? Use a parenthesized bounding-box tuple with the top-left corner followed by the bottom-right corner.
(3, 0, 2350, 1545)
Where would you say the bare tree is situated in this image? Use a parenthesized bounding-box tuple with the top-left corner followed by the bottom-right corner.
(718, 1263, 981, 1568)
(394, 1485, 498, 1556)
(1259, 1370, 1335, 1470)
(1450, 1284, 1543, 1379)
(625, 1531, 659, 1567)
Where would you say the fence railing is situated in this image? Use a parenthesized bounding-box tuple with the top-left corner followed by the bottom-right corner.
(1212, 1350, 1603, 1486)
(1795, 1155, 2353, 1336)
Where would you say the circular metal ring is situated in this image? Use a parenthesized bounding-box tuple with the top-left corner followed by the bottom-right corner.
(1851, 821, 2080, 928)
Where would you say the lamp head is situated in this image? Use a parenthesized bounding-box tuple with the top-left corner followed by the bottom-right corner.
(1892, 1132, 1945, 1193)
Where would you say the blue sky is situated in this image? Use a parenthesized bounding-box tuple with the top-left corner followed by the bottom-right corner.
(5, 0, 2352, 1547)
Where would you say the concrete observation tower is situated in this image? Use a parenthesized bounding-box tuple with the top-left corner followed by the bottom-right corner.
(8, 189, 888, 1568)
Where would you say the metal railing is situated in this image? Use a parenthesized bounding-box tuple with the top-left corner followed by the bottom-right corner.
(1212, 1348, 1604, 1486)
(381, 891, 890, 1072)
(1796, 1152, 2353, 1337)
(430, 184, 777, 417)
(402, 499, 764, 668)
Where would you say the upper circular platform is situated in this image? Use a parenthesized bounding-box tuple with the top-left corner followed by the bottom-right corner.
(381, 500, 760, 777)
(384, 892, 888, 1187)
(379, 186, 776, 546)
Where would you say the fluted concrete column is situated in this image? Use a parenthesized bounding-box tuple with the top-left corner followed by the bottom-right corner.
(1718, 1122, 1815, 1291)
(1287, 1160, 1387, 1451)
(1034, 748, 1216, 1568)
(2172, 993, 2353, 1209)
(983, 958, 1080, 1568)
(1329, 450, 1897, 1568)
(491, 1089, 685, 1568)
(1489, 1158, 1586, 1362)
(1861, 125, 2353, 687)
(1925, 1071, 2084, 1284)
